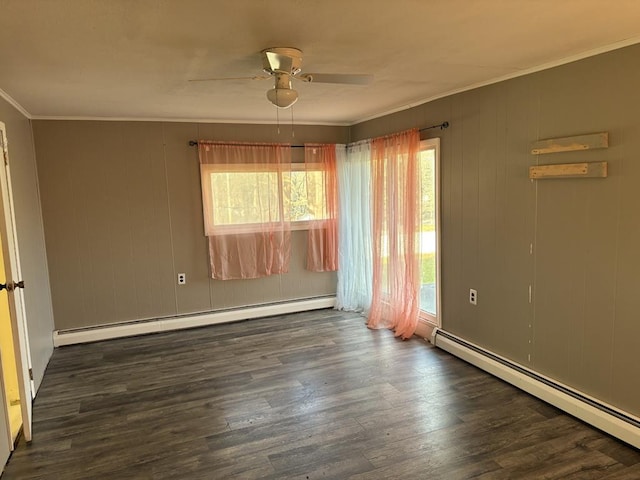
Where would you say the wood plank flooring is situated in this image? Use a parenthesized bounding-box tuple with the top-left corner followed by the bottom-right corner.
(3, 309, 639, 479)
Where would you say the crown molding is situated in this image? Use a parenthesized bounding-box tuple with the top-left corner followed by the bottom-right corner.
(353, 36, 640, 125)
(0, 88, 31, 119)
(29, 115, 351, 127)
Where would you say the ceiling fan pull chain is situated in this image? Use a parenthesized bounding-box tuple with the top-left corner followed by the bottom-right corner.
(291, 106, 295, 138)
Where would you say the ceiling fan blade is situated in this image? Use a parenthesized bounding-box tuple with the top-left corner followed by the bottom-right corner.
(189, 76, 271, 82)
(298, 73, 373, 85)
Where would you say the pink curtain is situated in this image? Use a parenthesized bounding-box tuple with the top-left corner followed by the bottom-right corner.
(367, 129, 421, 339)
(304, 144, 338, 272)
(198, 141, 291, 280)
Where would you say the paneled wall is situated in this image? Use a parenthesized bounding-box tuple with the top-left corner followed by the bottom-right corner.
(0, 97, 54, 391)
(33, 121, 348, 330)
(352, 44, 640, 417)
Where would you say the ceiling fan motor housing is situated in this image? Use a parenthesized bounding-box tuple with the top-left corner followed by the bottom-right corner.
(261, 47, 303, 75)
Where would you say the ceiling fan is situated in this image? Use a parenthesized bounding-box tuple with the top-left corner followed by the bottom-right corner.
(190, 47, 373, 108)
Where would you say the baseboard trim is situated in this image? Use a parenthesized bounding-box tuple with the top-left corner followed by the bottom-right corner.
(432, 328, 640, 449)
(53, 297, 336, 347)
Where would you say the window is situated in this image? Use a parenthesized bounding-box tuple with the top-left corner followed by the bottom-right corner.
(199, 141, 338, 277)
(202, 162, 330, 234)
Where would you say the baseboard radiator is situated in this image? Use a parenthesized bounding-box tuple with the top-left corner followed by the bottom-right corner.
(431, 328, 640, 449)
(53, 296, 336, 347)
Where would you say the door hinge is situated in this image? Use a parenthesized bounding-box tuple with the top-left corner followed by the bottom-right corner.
(0, 280, 24, 292)
(29, 368, 33, 381)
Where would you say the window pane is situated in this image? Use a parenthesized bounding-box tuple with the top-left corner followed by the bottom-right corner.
(305, 170, 326, 220)
(209, 171, 280, 225)
(287, 170, 327, 222)
(419, 147, 436, 315)
(286, 170, 306, 222)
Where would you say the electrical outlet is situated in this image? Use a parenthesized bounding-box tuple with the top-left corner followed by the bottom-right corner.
(469, 288, 477, 305)
(177, 273, 186, 285)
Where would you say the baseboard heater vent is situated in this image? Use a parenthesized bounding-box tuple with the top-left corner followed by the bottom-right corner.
(53, 296, 336, 347)
(431, 328, 640, 449)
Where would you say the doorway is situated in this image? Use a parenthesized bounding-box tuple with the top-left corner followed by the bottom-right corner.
(0, 121, 32, 452)
(0, 227, 22, 442)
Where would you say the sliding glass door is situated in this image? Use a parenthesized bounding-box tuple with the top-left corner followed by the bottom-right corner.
(418, 138, 440, 326)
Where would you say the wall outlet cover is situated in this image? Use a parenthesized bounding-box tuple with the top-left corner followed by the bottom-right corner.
(469, 289, 477, 305)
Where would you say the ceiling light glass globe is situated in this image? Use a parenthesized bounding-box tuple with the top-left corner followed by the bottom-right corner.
(266, 88, 298, 108)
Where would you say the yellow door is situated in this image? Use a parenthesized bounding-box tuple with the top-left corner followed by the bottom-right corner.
(0, 122, 32, 443)
(0, 229, 22, 441)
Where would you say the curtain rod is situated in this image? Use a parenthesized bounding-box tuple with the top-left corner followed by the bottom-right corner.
(188, 141, 307, 148)
(187, 121, 449, 147)
(422, 121, 449, 131)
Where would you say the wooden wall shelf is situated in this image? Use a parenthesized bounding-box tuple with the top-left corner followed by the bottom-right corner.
(529, 162, 608, 179)
(531, 132, 608, 155)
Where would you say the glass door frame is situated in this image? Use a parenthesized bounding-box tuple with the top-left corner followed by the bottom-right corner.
(418, 137, 441, 328)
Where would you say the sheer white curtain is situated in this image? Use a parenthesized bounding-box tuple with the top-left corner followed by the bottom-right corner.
(336, 142, 373, 311)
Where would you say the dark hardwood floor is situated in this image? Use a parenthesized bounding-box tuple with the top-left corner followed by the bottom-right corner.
(3, 309, 639, 479)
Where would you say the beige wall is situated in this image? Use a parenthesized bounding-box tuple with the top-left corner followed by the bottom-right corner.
(353, 44, 640, 417)
(33, 121, 348, 331)
(0, 97, 54, 392)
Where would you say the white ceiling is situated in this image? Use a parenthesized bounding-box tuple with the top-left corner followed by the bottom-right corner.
(2, 1, 640, 125)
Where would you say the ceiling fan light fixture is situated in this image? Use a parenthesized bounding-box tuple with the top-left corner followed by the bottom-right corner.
(191, 48, 372, 109)
(266, 87, 298, 108)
